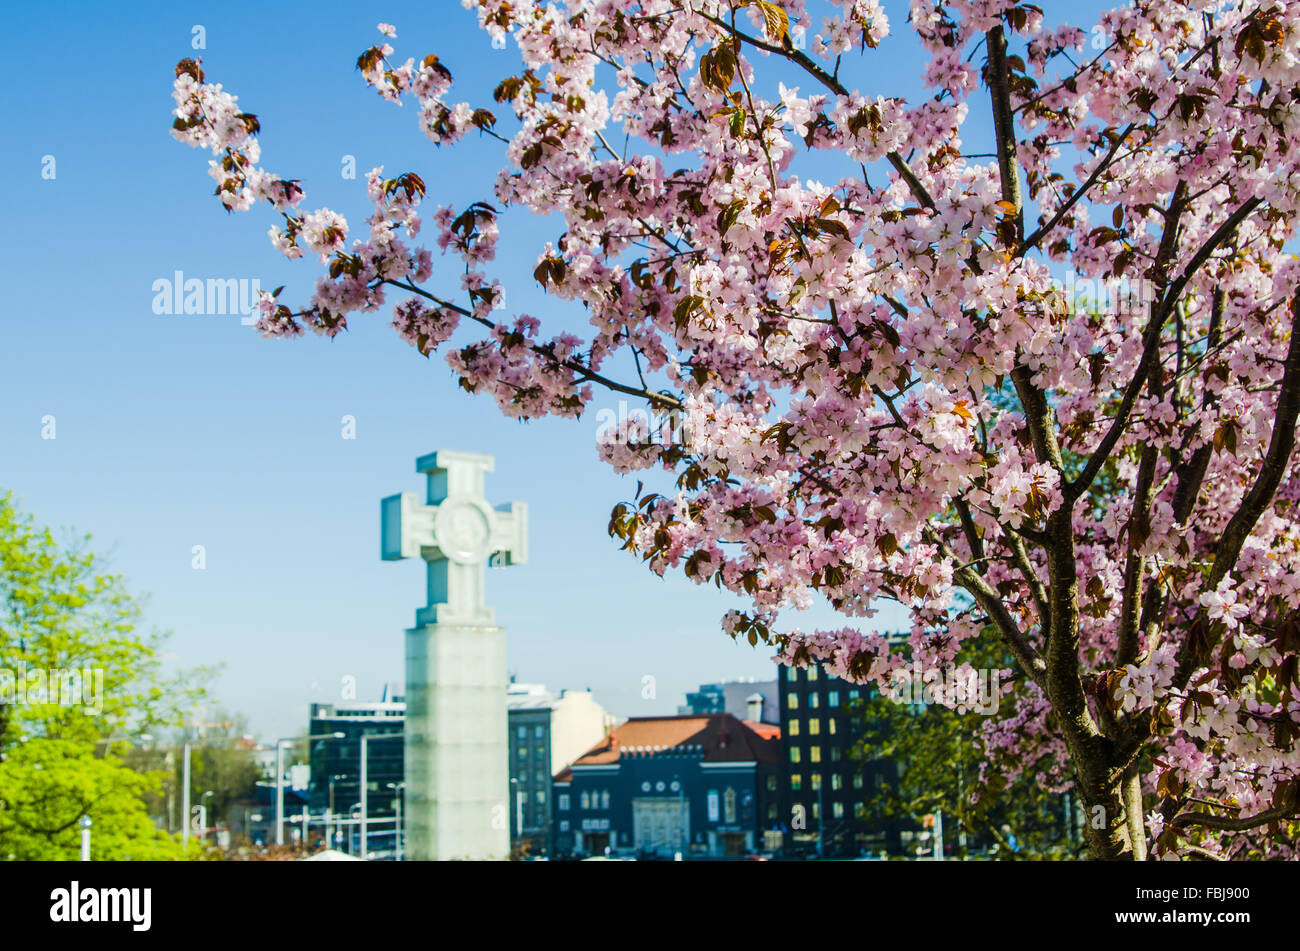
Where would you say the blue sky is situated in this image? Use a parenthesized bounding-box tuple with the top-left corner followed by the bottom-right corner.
(0, 1, 1112, 740)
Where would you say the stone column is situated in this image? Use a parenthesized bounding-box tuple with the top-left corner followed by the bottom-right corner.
(405, 622, 509, 860)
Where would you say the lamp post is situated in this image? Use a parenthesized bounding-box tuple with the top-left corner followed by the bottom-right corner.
(196, 790, 214, 845)
(276, 732, 345, 846)
(509, 777, 521, 845)
(181, 742, 192, 852)
(358, 733, 401, 859)
(675, 774, 685, 861)
(79, 815, 92, 862)
(388, 782, 406, 861)
(348, 803, 362, 855)
(327, 773, 348, 848)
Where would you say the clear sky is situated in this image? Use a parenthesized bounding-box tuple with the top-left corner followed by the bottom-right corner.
(0, 1, 1112, 741)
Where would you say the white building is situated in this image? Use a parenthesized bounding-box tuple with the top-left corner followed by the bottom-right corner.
(506, 681, 616, 777)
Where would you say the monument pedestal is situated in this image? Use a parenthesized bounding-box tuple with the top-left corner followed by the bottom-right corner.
(404, 622, 509, 861)
(383, 449, 525, 862)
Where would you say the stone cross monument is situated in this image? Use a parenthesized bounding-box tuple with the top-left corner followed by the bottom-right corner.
(381, 449, 526, 860)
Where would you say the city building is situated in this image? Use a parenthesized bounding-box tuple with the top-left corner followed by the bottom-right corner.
(678, 678, 778, 724)
(307, 684, 406, 856)
(552, 713, 781, 858)
(507, 681, 613, 853)
(303, 681, 611, 857)
(777, 664, 905, 856)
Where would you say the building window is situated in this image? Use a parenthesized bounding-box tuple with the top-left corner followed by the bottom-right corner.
(810, 746, 821, 763)
(829, 691, 840, 708)
(789, 720, 800, 736)
(559, 794, 570, 811)
(580, 791, 590, 809)
(829, 718, 838, 735)
(766, 775, 777, 791)
(517, 747, 527, 760)
(789, 747, 801, 764)
(536, 791, 546, 805)
(853, 774, 864, 789)
(786, 666, 798, 681)
(809, 719, 820, 735)
(831, 747, 842, 762)
(848, 689, 860, 700)
(517, 725, 527, 739)
(811, 773, 822, 790)
(812, 802, 821, 819)
(833, 802, 845, 819)
(786, 693, 798, 710)
(534, 725, 545, 738)
(535, 747, 546, 760)
(832, 774, 843, 791)
(809, 693, 820, 709)
(724, 788, 736, 823)
(600, 790, 610, 810)
(707, 790, 720, 822)
(767, 804, 777, 820)
(808, 667, 818, 681)
(790, 773, 802, 791)
(560, 820, 570, 832)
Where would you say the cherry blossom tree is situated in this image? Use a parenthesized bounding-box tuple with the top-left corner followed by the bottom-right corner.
(168, 0, 1300, 860)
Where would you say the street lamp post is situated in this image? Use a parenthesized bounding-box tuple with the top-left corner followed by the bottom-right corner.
(197, 790, 214, 845)
(274, 739, 290, 847)
(79, 815, 92, 862)
(388, 782, 406, 861)
(358, 733, 401, 860)
(276, 732, 346, 847)
(681, 774, 691, 862)
(348, 803, 361, 855)
(181, 742, 192, 852)
(327, 773, 347, 848)
(509, 777, 521, 845)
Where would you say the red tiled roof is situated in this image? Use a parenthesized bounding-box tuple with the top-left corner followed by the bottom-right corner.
(569, 713, 780, 767)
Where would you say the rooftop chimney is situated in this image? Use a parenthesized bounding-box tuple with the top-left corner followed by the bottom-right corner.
(746, 692, 764, 723)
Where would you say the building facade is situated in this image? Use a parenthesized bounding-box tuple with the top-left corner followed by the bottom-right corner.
(553, 714, 781, 859)
(507, 681, 612, 853)
(307, 687, 406, 856)
(678, 678, 778, 724)
(777, 664, 905, 856)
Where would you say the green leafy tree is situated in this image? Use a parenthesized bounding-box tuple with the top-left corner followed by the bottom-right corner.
(854, 691, 1081, 859)
(131, 714, 263, 838)
(852, 624, 1083, 859)
(0, 491, 206, 859)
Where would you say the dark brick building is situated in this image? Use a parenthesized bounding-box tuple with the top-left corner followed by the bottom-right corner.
(778, 664, 904, 856)
(553, 714, 781, 858)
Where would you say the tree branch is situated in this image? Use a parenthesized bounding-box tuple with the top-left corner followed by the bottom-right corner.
(1207, 290, 1300, 588)
(697, 11, 937, 211)
(1068, 193, 1260, 501)
(923, 525, 1046, 686)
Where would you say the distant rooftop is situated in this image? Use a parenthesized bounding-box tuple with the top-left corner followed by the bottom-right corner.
(562, 713, 781, 774)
